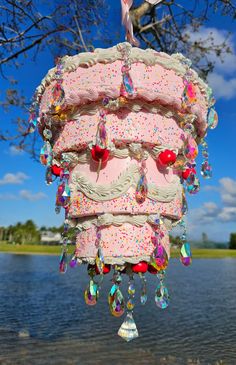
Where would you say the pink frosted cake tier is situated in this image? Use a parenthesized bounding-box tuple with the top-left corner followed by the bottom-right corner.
(36, 42, 210, 263)
(38, 44, 209, 138)
(53, 111, 187, 156)
(69, 156, 182, 219)
(75, 222, 169, 265)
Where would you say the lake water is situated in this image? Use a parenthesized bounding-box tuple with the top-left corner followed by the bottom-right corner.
(0, 254, 235, 365)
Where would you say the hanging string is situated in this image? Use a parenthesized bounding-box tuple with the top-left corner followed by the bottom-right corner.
(120, 0, 163, 46)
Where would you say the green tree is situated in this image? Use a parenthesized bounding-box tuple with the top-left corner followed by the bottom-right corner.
(229, 233, 236, 249)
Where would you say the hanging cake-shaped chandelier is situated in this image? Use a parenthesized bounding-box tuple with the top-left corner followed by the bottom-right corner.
(29, 40, 217, 341)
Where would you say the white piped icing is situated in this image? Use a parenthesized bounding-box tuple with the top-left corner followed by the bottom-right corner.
(70, 163, 181, 203)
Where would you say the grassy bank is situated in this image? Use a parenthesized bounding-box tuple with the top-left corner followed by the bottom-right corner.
(0, 242, 236, 258)
(171, 248, 236, 258)
(0, 243, 73, 255)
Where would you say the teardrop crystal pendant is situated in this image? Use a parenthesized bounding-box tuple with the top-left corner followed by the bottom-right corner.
(62, 182, 70, 206)
(84, 279, 99, 306)
(135, 174, 148, 204)
(150, 244, 169, 271)
(201, 160, 212, 179)
(108, 284, 125, 317)
(180, 242, 192, 267)
(122, 69, 134, 96)
(40, 141, 52, 166)
(155, 284, 169, 309)
(118, 312, 139, 342)
(69, 256, 77, 268)
(184, 136, 198, 161)
(28, 113, 37, 133)
(59, 249, 67, 274)
(56, 181, 70, 207)
(51, 82, 65, 107)
(183, 82, 197, 104)
(96, 121, 108, 148)
(186, 172, 200, 194)
(95, 247, 105, 274)
(128, 283, 135, 296)
(207, 108, 218, 129)
(140, 292, 147, 305)
(182, 80, 197, 107)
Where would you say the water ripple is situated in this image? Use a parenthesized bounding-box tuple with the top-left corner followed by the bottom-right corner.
(0, 255, 235, 364)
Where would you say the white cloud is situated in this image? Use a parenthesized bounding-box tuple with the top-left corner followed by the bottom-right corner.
(19, 190, 47, 202)
(190, 201, 220, 224)
(8, 146, 25, 156)
(0, 172, 29, 185)
(219, 177, 236, 207)
(208, 73, 236, 100)
(190, 177, 236, 227)
(0, 193, 18, 200)
(188, 27, 236, 74)
(186, 26, 236, 100)
(218, 207, 236, 222)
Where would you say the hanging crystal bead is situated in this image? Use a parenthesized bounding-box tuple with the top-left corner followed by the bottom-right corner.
(118, 274, 138, 342)
(180, 242, 192, 267)
(56, 181, 70, 207)
(40, 141, 52, 166)
(84, 279, 99, 306)
(135, 174, 148, 204)
(183, 81, 197, 104)
(28, 112, 37, 133)
(59, 247, 67, 274)
(95, 247, 105, 274)
(207, 108, 218, 129)
(118, 312, 139, 342)
(184, 136, 198, 161)
(51, 82, 65, 107)
(155, 284, 169, 309)
(43, 128, 52, 140)
(186, 172, 200, 194)
(150, 244, 169, 271)
(122, 70, 134, 96)
(96, 120, 108, 148)
(139, 273, 147, 305)
(69, 255, 77, 268)
(201, 160, 212, 179)
(108, 284, 125, 317)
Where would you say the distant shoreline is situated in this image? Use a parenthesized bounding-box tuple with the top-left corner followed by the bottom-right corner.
(0, 243, 236, 258)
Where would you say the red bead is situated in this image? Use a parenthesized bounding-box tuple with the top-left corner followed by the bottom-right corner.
(182, 168, 196, 180)
(132, 261, 148, 273)
(91, 145, 110, 163)
(158, 150, 177, 166)
(95, 264, 111, 275)
(51, 164, 62, 176)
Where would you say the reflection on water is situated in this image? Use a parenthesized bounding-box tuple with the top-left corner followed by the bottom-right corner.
(0, 254, 235, 365)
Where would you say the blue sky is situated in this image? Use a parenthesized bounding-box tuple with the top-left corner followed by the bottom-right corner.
(0, 2, 236, 242)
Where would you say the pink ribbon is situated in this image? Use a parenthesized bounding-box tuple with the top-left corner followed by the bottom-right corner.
(121, 0, 163, 46)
